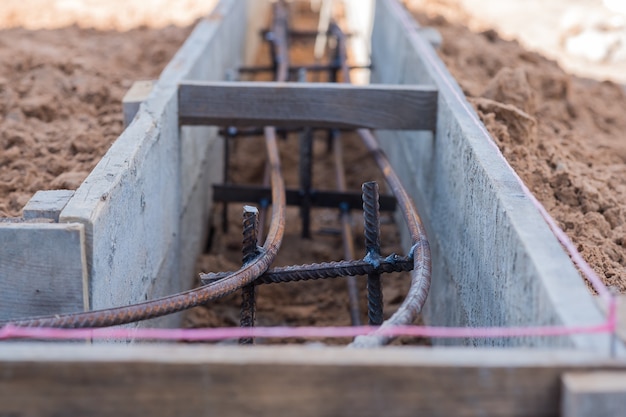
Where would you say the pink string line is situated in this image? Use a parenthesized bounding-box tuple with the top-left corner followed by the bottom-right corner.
(0, 310, 617, 343)
(397, 1, 612, 303)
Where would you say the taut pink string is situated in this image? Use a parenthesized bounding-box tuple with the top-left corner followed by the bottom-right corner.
(0, 319, 615, 342)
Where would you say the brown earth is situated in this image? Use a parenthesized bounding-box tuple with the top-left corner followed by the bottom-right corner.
(0, 25, 193, 217)
(409, 4, 626, 290)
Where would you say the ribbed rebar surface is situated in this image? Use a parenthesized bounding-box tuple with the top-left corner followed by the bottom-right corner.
(240, 206, 260, 344)
(363, 181, 383, 326)
(201, 256, 413, 285)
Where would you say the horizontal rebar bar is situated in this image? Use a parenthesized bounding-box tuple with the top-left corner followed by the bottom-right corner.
(201, 255, 413, 285)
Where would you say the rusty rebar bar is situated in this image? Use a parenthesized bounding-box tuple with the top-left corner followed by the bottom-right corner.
(363, 181, 383, 325)
(201, 255, 413, 286)
(240, 205, 260, 344)
(351, 129, 432, 347)
(258, 0, 290, 240)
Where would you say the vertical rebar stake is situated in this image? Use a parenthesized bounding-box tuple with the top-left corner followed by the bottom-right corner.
(240, 205, 259, 344)
(363, 181, 383, 325)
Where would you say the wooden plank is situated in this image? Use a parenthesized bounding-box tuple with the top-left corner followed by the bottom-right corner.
(0, 344, 623, 417)
(122, 80, 155, 127)
(0, 223, 88, 320)
(178, 81, 438, 130)
(22, 190, 75, 222)
(562, 372, 626, 417)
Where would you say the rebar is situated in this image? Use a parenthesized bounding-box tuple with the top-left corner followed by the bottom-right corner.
(352, 129, 432, 347)
(258, 0, 290, 240)
(240, 205, 260, 344)
(363, 181, 383, 325)
(201, 255, 413, 285)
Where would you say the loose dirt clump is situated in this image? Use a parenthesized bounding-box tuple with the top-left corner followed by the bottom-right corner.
(410, 7, 626, 290)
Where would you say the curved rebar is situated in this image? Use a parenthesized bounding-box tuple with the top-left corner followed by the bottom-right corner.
(351, 129, 432, 347)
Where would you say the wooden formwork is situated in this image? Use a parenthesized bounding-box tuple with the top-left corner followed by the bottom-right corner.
(1, 1, 626, 416)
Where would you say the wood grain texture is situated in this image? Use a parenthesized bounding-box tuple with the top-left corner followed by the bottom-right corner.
(178, 81, 438, 130)
(0, 344, 624, 417)
(122, 80, 154, 127)
(562, 372, 626, 417)
(0, 223, 88, 320)
(22, 190, 75, 222)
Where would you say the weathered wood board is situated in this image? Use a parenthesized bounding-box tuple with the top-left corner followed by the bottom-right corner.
(22, 190, 75, 222)
(0, 223, 87, 320)
(178, 81, 438, 130)
(562, 372, 626, 417)
(122, 80, 154, 127)
(0, 344, 624, 417)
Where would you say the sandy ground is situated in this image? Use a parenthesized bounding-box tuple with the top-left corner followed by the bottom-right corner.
(407, 1, 626, 290)
(0, 1, 219, 217)
(0, 24, 194, 216)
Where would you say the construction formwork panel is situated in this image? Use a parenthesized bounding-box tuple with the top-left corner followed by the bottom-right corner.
(368, 0, 608, 350)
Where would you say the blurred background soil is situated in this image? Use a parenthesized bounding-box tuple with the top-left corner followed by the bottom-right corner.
(0, 2, 207, 216)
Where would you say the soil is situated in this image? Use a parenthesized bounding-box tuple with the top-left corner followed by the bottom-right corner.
(407, 2, 626, 290)
(0, 24, 193, 217)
